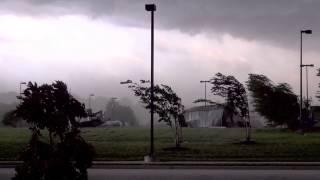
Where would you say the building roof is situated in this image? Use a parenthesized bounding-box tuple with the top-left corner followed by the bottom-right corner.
(185, 104, 225, 113)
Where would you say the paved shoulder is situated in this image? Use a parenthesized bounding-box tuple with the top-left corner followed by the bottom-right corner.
(1, 169, 320, 180)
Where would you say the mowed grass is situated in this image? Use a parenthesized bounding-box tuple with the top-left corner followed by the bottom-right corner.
(0, 127, 320, 161)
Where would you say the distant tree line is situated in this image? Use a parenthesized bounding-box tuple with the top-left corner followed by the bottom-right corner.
(3, 69, 320, 132)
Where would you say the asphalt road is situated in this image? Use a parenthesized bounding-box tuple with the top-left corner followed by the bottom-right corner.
(2, 168, 320, 180)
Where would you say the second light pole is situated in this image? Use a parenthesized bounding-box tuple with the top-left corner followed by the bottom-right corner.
(301, 64, 314, 108)
(19, 82, 27, 96)
(19, 82, 27, 103)
(145, 3, 156, 159)
(200, 80, 210, 107)
(300, 29, 312, 131)
(88, 94, 94, 110)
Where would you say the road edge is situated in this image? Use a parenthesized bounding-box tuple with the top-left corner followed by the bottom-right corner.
(1, 161, 320, 169)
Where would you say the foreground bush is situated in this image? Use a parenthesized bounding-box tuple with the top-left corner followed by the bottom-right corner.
(12, 81, 94, 180)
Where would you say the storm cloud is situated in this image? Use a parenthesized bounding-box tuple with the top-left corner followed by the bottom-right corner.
(0, 0, 319, 48)
(0, 0, 319, 110)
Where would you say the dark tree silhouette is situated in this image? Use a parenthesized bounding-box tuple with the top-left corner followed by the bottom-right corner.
(246, 74, 300, 130)
(122, 80, 185, 148)
(2, 110, 21, 127)
(13, 81, 94, 180)
(210, 73, 251, 142)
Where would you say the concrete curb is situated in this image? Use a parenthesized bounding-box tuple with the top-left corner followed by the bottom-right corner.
(1, 161, 320, 169)
(92, 161, 320, 169)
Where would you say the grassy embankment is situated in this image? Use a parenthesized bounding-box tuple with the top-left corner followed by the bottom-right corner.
(0, 127, 319, 161)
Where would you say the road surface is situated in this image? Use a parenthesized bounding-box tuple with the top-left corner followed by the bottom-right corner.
(2, 168, 320, 180)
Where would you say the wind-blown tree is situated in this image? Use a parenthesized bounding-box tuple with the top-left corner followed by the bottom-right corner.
(122, 80, 185, 148)
(0, 102, 18, 126)
(210, 73, 251, 142)
(246, 74, 300, 130)
(13, 81, 94, 180)
(2, 110, 22, 127)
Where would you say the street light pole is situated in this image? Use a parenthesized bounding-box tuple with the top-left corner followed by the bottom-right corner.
(19, 82, 26, 103)
(200, 80, 210, 107)
(306, 66, 309, 106)
(19, 82, 26, 96)
(300, 29, 312, 132)
(145, 3, 156, 159)
(301, 64, 314, 109)
(89, 94, 94, 110)
(111, 97, 118, 121)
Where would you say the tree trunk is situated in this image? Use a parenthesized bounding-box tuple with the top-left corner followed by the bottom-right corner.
(179, 123, 183, 144)
(49, 131, 53, 146)
(58, 132, 63, 143)
(230, 112, 234, 127)
(246, 117, 252, 142)
(174, 118, 180, 148)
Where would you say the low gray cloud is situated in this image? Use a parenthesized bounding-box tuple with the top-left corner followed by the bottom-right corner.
(1, 0, 320, 110)
(0, 0, 319, 49)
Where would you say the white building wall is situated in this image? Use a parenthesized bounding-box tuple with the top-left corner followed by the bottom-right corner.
(185, 108, 224, 127)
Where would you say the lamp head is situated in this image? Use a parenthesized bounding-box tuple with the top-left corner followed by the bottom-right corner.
(120, 80, 132, 84)
(145, 4, 156, 11)
(302, 29, 312, 34)
(301, 64, 315, 67)
(200, 80, 210, 83)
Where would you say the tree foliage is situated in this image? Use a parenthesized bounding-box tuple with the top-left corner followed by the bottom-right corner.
(246, 74, 300, 129)
(13, 81, 94, 180)
(0, 102, 18, 126)
(210, 73, 251, 141)
(123, 80, 185, 147)
(2, 110, 21, 127)
(211, 73, 249, 120)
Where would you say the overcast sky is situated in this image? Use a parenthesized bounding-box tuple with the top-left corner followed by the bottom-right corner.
(0, 0, 320, 107)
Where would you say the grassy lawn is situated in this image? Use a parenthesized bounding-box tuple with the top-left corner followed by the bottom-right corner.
(0, 127, 320, 161)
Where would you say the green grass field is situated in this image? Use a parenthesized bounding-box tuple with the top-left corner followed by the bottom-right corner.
(0, 127, 320, 161)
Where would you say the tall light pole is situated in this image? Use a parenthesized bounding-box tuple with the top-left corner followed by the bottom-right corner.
(302, 64, 314, 108)
(19, 82, 27, 103)
(89, 94, 94, 110)
(111, 97, 118, 121)
(200, 80, 210, 107)
(19, 82, 26, 96)
(300, 29, 312, 131)
(145, 3, 156, 159)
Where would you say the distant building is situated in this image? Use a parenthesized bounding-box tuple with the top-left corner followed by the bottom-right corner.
(184, 105, 265, 128)
(78, 109, 104, 127)
(101, 120, 123, 127)
(184, 105, 241, 128)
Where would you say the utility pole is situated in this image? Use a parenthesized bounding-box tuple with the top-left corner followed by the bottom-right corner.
(19, 82, 26, 102)
(200, 80, 210, 107)
(302, 64, 314, 127)
(145, 3, 156, 160)
(300, 29, 312, 132)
